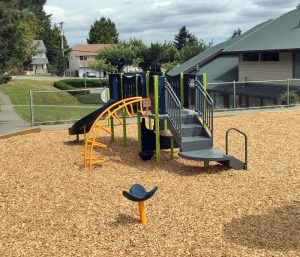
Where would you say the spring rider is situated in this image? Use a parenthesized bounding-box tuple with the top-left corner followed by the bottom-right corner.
(123, 184, 158, 224)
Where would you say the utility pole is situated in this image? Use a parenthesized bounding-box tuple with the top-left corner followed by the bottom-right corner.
(59, 21, 64, 57)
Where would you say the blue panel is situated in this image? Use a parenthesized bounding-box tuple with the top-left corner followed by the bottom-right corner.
(158, 76, 166, 114)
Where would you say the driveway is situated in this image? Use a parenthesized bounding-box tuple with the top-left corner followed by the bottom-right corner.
(0, 92, 29, 135)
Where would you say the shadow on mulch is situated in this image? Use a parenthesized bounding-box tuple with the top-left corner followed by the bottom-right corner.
(107, 213, 140, 227)
(223, 202, 300, 251)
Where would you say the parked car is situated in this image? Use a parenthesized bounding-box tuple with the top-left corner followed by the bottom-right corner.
(83, 71, 96, 78)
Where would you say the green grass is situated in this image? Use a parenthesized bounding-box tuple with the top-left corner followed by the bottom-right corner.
(0, 80, 101, 124)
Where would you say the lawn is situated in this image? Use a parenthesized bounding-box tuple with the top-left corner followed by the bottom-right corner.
(0, 80, 101, 124)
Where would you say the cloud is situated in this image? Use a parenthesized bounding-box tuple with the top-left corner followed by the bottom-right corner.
(44, 0, 297, 47)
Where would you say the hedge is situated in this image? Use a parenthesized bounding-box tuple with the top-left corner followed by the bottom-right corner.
(54, 79, 108, 88)
(53, 81, 89, 96)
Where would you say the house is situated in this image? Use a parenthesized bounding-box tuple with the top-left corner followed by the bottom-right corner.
(68, 44, 111, 78)
(169, 8, 300, 108)
(24, 40, 49, 74)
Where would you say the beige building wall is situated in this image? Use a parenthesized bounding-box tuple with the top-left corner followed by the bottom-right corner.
(239, 52, 293, 81)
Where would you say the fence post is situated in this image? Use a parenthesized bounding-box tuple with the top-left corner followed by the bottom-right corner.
(287, 78, 290, 106)
(29, 90, 34, 126)
(233, 80, 236, 109)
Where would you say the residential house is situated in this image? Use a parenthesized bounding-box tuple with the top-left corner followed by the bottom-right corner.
(24, 40, 49, 74)
(169, 8, 300, 108)
(68, 44, 111, 78)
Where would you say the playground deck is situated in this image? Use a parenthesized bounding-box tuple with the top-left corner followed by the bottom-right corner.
(0, 110, 299, 257)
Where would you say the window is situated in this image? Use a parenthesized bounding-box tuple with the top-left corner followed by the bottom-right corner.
(261, 52, 279, 61)
(243, 53, 259, 61)
(79, 56, 87, 61)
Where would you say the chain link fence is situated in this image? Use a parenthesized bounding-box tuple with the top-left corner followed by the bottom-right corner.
(207, 79, 300, 110)
(29, 87, 108, 125)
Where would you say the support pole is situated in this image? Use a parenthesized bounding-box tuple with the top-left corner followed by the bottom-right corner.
(110, 116, 114, 142)
(137, 111, 142, 153)
(154, 75, 160, 165)
(83, 126, 86, 145)
(202, 73, 209, 168)
(138, 201, 146, 224)
(233, 80, 236, 109)
(180, 72, 184, 108)
(170, 137, 174, 159)
(29, 90, 34, 126)
(287, 78, 290, 106)
(122, 109, 127, 146)
(146, 71, 152, 129)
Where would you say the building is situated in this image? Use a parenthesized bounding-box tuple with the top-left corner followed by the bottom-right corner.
(68, 44, 111, 78)
(169, 8, 300, 108)
(24, 40, 49, 74)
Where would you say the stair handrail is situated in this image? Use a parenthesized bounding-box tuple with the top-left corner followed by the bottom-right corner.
(195, 79, 214, 145)
(225, 128, 248, 170)
(165, 80, 182, 137)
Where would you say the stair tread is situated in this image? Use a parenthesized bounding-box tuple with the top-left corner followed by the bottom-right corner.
(181, 124, 202, 128)
(182, 135, 211, 142)
(179, 149, 229, 161)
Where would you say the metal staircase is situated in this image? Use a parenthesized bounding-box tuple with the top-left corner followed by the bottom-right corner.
(165, 79, 247, 170)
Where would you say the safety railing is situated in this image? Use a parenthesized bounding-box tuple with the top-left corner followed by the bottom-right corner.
(195, 79, 214, 143)
(165, 81, 182, 137)
(226, 128, 248, 170)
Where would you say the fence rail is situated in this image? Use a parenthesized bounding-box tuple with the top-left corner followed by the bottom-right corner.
(207, 78, 300, 110)
(29, 87, 107, 125)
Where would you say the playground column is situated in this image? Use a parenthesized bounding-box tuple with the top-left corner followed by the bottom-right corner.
(146, 71, 152, 129)
(110, 117, 114, 142)
(154, 75, 160, 165)
(121, 73, 127, 146)
(137, 111, 142, 153)
(180, 72, 184, 108)
(202, 73, 209, 168)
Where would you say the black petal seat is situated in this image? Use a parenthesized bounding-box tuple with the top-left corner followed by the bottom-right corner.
(123, 184, 158, 202)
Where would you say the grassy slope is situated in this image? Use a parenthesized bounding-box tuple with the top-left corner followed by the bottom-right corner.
(0, 80, 100, 123)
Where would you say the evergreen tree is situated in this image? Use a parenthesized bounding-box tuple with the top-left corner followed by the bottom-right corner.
(87, 17, 119, 44)
(229, 28, 242, 39)
(180, 39, 211, 63)
(174, 26, 196, 50)
(0, 0, 45, 83)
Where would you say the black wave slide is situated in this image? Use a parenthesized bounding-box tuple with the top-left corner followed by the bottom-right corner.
(69, 99, 117, 135)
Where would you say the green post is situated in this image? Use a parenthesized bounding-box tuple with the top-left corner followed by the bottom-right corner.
(162, 71, 165, 77)
(110, 116, 114, 142)
(146, 71, 152, 129)
(135, 74, 139, 96)
(122, 108, 127, 146)
(164, 118, 167, 130)
(137, 111, 142, 153)
(154, 75, 160, 165)
(203, 73, 208, 168)
(180, 72, 184, 108)
(170, 137, 174, 159)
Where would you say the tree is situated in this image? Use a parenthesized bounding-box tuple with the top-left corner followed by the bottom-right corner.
(179, 39, 211, 63)
(174, 26, 196, 50)
(98, 44, 135, 71)
(229, 28, 242, 39)
(87, 17, 119, 44)
(0, 0, 45, 84)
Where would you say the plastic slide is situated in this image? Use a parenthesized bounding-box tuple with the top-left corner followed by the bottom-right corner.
(69, 99, 117, 135)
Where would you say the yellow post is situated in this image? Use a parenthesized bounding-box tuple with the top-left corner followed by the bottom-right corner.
(138, 201, 147, 224)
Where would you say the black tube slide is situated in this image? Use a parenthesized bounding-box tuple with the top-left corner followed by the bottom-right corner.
(69, 99, 117, 135)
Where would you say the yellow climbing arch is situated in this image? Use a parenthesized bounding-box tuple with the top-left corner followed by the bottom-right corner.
(84, 96, 150, 170)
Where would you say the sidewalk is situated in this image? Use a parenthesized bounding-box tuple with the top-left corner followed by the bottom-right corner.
(0, 92, 30, 135)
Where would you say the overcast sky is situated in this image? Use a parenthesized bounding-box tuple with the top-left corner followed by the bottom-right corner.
(45, 0, 299, 47)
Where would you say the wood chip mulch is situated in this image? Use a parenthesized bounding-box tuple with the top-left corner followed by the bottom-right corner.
(0, 110, 299, 257)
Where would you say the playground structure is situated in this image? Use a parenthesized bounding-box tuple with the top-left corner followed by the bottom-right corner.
(69, 71, 248, 171)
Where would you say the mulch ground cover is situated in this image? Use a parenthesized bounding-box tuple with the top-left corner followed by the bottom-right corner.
(0, 110, 299, 256)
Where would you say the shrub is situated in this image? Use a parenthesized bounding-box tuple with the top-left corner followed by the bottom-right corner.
(278, 91, 299, 105)
(57, 79, 108, 88)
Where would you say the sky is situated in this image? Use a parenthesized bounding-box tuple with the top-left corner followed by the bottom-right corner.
(44, 0, 300, 47)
